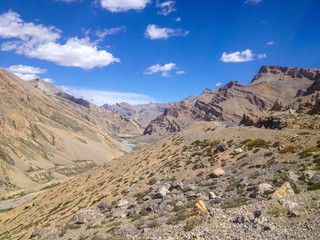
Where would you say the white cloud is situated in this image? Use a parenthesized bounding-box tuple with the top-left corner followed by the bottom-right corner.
(96, 26, 126, 39)
(0, 11, 119, 69)
(175, 17, 181, 22)
(59, 86, 156, 105)
(55, 0, 77, 2)
(7, 64, 47, 81)
(220, 49, 254, 63)
(220, 49, 266, 63)
(267, 41, 274, 45)
(176, 70, 185, 75)
(257, 53, 267, 59)
(100, 0, 151, 12)
(43, 78, 55, 83)
(145, 24, 189, 40)
(215, 82, 222, 87)
(245, 0, 263, 4)
(144, 63, 177, 77)
(156, 0, 176, 16)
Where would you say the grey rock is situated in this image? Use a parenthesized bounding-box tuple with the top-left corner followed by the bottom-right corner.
(279, 199, 298, 209)
(143, 195, 151, 201)
(240, 178, 250, 187)
(153, 186, 170, 199)
(257, 183, 273, 193)
(215, 142, 228, 153)
(300, 170, 317, 182)
(310, 170, 320, 184)
(70, 209, 103, 224)
(287, 209, 300, 217)
(208, 192, 216, 199)
(117, 200, 129, 208)
(169, 181, 184, 191)
(97, 201, 112, 211)
(184, 191, 196, 198)
(285, 172, 299, 183)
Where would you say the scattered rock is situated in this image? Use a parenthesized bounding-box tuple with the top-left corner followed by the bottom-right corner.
(285, 172, 299, 183)
(233, 148, 244, 154)
(271, 182, 295, 199)
(97, 201, 112, 211)
(215, 142, 228, 153)
(69, 209, 103, 225)
(208, 192, 216, 199)
(189, 200, 210, 222)
(253, 210, 262, 218)
(279, 199, 298, 209)
(153, 186, 170, 199)
(257, 183, 273, 193)
(169, 181, 184, 191)
(210, 168, 225, 178)
(300, 170, 317, 182)
(310, 171, 320, 184)
(117, 200, 129, 208)
(287, 209, 300, 218)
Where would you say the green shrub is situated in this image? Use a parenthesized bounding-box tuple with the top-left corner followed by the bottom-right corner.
(308, 146, 320, 152)
(264, 152, 273, 157)
(279, 145, 303, 154)
(298, 151, 313, 159)
(244, 139, 270, 148)
(307, 182, 320, 191)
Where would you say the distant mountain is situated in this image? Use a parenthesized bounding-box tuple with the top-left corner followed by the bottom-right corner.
(29, 78, 144, 136)
(142, 66, 320, 141)
(0, 69, 141, 194)
(103, 95, 196, 127)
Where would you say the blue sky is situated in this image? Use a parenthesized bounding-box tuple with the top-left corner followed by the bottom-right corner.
(0, 0, 319, 105)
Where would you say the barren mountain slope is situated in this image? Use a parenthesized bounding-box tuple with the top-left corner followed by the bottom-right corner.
(0, 68, 125, 194)
(1, 121, 319, 239)
(143, 66, 320, 141)
(29, 78, 144, 136)
(103, 96, 196, 127)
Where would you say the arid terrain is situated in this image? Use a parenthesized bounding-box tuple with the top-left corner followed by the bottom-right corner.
(0, 66, 320, 240)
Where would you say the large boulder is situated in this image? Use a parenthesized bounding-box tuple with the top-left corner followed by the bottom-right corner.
(215, 142, 228, 153)
(271, 182, 295, 199)
(210, 168, 225, 178)
(189, 200, 210, 222)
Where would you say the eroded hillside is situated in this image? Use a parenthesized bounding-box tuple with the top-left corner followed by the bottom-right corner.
(0, 68, 125, 194)
(1, 122, 319, 239)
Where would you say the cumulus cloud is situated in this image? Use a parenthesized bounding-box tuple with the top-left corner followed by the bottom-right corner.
(156, 0, 176, 16)
(257, 53, 267, 59)
(59, 86, 156, 105)
(215, 82, 222, 87)
(0, 11, 119, 69)
(144, 63, 177, 77)
(176, 70, 185, 75)
(245, 0, 263, 4)
(100, 0, 151, 12)
(267, 41, 274, 45)
(7, 64, 47, 81)
(175, 17, 181, 22)
(145, 24, 189, 40)
(96, 26, 126, 39)
(220, 49, 266, 63)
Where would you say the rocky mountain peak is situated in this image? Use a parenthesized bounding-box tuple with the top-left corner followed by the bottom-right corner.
(251, 65, 319, 83)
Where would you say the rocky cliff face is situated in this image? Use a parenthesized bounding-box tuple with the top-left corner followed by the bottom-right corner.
(143, 66, 320, 140)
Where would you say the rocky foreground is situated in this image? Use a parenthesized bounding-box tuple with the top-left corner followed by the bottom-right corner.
(1, 122, 319, 240)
